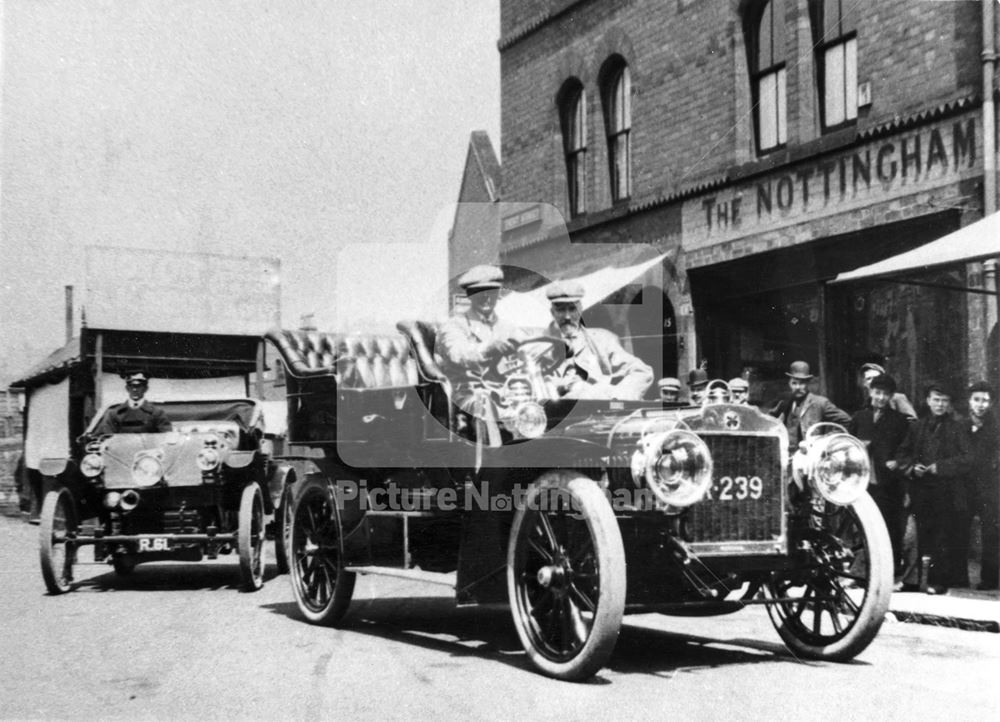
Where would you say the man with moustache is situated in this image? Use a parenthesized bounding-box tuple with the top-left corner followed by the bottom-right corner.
(544, 282, 652, 401)
(770, 361, 850, 452)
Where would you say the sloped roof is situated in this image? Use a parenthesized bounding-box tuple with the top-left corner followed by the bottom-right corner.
(9, 337, 82, 389)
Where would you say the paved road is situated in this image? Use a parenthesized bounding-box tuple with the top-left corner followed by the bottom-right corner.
(1, 514, 997, 721)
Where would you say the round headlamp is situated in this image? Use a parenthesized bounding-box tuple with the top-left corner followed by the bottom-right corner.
(197, 447, 221, 472)
(634, 429, 713, 509)
(807, 433, 870, 505)
(513, 401, 547, 439)
(80, 453, 104, 478)
(131, 454, 163, 488)
(103, 491, 121, 509)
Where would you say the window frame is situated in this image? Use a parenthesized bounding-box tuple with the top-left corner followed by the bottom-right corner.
(559, 80, 588, 218)
(748, 0, 788, 154)
(810, 0, 858, 132)
(602, 61, 632, 202)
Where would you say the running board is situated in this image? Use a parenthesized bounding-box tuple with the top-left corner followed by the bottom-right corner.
(345, 565, 456, 588)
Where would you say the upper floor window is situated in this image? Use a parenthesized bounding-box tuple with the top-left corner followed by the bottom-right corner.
(750, 0, 787, 152)
(810, 0, 858, 130)
(601, 60, 632, 201)
(559, 80, 587, 217)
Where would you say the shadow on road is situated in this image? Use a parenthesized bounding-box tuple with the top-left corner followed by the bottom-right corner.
(262, 593, 830, 679)
(67, 561, 284, 593)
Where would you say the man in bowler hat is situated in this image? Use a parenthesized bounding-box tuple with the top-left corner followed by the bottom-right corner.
(770, 360, 850, 451)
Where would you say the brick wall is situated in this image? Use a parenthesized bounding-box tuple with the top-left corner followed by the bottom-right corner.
(499, 0, 981, 213)
(0, 439, 24, 515)
(0, 391, 25, 514)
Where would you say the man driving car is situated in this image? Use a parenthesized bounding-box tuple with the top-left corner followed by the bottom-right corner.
(92, 371, 172, 435)
(545, 282, 652, 401)
(437, 265, 523, 417)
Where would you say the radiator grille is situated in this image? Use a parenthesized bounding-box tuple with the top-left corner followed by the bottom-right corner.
(686, 434, 783, 543)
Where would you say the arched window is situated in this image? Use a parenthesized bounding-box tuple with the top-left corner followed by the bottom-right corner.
(602, 61, 632, 201)
(810, 0, 858, 130)
(750, 0, 787, 152)
(559, 80, 587, 217)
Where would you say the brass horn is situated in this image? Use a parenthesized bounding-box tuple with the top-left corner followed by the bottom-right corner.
(119, 489, 140, 512)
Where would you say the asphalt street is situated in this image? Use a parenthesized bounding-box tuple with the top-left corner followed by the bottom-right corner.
(1, 514, 997, 721)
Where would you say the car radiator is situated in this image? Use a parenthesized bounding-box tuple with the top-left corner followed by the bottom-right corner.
(686, 433, 784, 544)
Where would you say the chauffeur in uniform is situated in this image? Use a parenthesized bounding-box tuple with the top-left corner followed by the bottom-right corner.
(728, 377, 750, 405)
(93, 372, 172, 434)
(437, 265, 522, 416)
(770, 361, 850, 451)
(545, 282, 653, 401)
(657, 377, 682, 403)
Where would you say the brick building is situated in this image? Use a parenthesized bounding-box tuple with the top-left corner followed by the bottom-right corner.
(484, 0, 999, 408)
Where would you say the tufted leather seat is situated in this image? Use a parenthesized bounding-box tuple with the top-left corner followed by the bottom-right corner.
(266, 328, 419, 389)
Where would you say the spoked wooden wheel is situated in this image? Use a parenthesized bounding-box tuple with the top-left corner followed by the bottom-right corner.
(507, 471, 625, 681)
(39, 487, 79, 595)
(289, 478, 355, 625)
(274, 481, 294, 575)
(238, 484, 265, 591)
(765, 492, 892, 661)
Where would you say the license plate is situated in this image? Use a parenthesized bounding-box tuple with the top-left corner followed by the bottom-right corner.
(704, 475, 765, 501)
(137, 537, 172, 552)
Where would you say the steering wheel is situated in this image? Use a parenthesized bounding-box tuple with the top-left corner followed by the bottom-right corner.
(481, 335, 571, 379)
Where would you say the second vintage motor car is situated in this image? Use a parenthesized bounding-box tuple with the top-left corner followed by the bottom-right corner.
(268, 323, 892, 681)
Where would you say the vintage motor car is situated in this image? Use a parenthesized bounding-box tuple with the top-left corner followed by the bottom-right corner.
(14, 327, 300, 595)
(37, 397, 291, 593)
(267, 323, 891, 681)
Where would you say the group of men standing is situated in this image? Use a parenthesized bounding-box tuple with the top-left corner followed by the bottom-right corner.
(771, 359, 998, 595)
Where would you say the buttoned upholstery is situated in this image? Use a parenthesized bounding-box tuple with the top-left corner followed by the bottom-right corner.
(266, 329, 419, 389)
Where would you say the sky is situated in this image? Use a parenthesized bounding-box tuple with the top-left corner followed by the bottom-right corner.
(0, 0, 500, 384)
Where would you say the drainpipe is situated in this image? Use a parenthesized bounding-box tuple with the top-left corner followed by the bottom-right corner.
(983, 0, 999, 596)
(983, 0, 996, 216)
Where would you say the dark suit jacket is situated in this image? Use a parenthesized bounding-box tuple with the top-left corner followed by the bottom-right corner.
(894, 412, 971, 509)
(771, 392, 851, 446)
(848, 406, 910, 489)
(94, 400, 172, 434)
(969, 413, 1000, 500)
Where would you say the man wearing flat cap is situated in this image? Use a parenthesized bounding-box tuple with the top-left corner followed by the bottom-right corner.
(545, 281, 652, 401)
(438, 265, 523, 416)
(728, 377, 750, 405)
(894, 380, 971, 594)
(770, 360, 849, 451)
(849, 373, 911, 577)
(858, 361, 917, 418)
(657, 377, 682, 404)
(93, 372, 172, 435)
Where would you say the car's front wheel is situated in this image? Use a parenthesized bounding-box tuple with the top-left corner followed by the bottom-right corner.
(764, 492, 892, 660)
(39, 487, 78, 594)
(289, 477, 356, 625)
(507, 471, 626, 681)
(238, 483, 265, 591)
